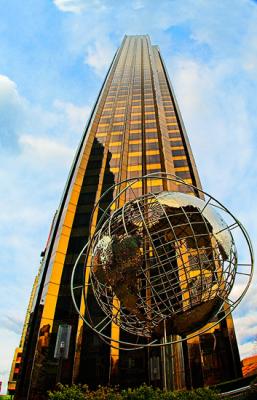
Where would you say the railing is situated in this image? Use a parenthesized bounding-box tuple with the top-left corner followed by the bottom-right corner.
(220, 384, 257, 399)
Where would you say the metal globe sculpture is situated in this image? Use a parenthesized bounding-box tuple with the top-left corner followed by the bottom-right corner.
(71, 173, 253, 349)
(91, 191, 235, 338)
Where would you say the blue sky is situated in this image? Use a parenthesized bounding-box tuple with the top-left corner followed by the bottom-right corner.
(1, 0, 257, 393)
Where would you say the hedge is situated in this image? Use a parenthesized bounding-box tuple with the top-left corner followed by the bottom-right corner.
(48, 384, 220, 400)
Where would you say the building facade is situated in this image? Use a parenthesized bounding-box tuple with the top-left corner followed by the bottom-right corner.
(14, 35, 241, 399)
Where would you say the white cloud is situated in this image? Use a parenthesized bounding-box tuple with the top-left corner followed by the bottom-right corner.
(19, 134, 75, 165)
(53, 99, 91, 133)
(238, 341, 256, 360)
(0, 75, 22, 105)
(53, 0, 107, 13)
(53, 0, 86, 13)
(0, 74, 90, 153)
(235, 314, 257, 343)
(84, 38, 115, 76)
(234, 277, 257, 327)
(0, 314, 24, 336)
(0, 75, 26, 148)
(170, 56, 256, 197)
(132, 0, 145, 10)
(241, 20, 257, 78)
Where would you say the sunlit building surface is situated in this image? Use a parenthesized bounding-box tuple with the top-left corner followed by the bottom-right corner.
(8, 261, 42, 395)
(14, 35, 241, 399)
(241, 355, 257, 377)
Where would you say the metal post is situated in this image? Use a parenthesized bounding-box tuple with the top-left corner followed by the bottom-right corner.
(56, 341, 65, 384)
(161, 320, 167, 391)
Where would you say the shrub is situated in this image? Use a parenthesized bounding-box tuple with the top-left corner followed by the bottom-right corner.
(161, 387, 219, 400)
(121, 384, 162, 400)
(47, 384, 219, 400)
(122, 386, 219, 400)
(85, 385, 122, 400)
(48, 384, 85, 400)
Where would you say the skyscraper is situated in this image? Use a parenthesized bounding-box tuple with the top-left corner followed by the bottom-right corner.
(14, 35, 241, 399)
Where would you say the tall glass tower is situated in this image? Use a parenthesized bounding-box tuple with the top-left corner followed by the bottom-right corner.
(14, 35, 241, 399)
